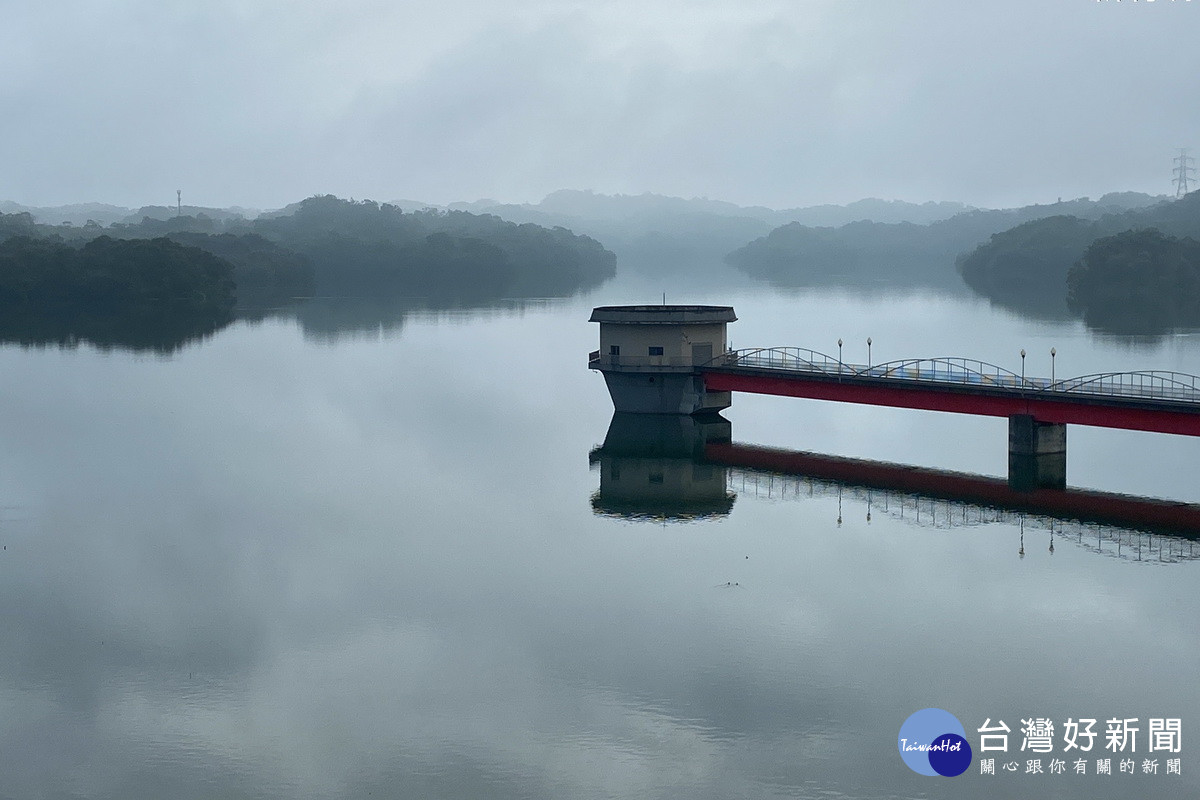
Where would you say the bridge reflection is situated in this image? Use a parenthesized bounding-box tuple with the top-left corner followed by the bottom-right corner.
(589, 413, 1200, 564)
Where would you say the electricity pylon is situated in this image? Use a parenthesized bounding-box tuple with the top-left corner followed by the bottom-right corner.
(1174, 149, 1195, 198)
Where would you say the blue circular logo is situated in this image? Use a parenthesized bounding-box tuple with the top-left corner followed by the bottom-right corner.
(898, 708, 972, 777)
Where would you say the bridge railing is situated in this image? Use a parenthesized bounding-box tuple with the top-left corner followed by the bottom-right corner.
(717, 346, 853, 375)
(710, 349, 1200, 406)
(865, 356, 1026, 387)
(1048, 371, 1200, 402)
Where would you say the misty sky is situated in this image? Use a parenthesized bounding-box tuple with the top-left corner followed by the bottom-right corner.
(3, 0, 1197, 211)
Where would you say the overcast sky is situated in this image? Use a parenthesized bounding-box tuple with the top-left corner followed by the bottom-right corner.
(3, 0, 1197, 211)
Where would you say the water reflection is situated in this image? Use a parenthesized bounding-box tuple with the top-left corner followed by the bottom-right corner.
(0, 291, 589, 354)
(590, 413, 1200, 562)
(243, 295, 575, 344)
(589, 413, 735, 521)
(0, 307, 233, 354)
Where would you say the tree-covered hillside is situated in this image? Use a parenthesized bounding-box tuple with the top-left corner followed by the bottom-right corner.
(1067, 229, 1200, 333)
(0, 195, 617, 350)
(0, 235, 238, 352)
(0, 235, 235, 315)
(0, 194, 617, 307)
(250, 195, 615, 297)
(957, 192, 1200, 328)
(725, 193, 1166, 292)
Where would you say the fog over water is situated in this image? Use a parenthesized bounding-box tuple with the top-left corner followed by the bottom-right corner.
(0, 274, 1197, 799)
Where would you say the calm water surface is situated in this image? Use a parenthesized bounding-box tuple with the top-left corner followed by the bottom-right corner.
(0, 279, 1197, 799)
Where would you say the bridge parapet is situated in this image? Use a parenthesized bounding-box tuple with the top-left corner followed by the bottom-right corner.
(708, 349, 1200, 406)
(1049, 371, 1200, 403)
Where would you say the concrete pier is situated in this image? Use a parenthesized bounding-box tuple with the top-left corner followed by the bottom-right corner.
(1008, 414, 1067, 490)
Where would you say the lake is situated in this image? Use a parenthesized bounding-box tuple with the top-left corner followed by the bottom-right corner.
(0, 274, 1196, 799)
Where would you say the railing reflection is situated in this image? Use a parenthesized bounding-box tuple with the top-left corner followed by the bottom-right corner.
(728, 470, 1200, 565)
(588, 413, 1200, 563)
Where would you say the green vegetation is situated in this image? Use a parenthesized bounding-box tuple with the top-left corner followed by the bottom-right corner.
(251, 195, 615, 297)
(1068, 229, 1200, 334)
(0, 235, 237, 352)
(1, 195, 616, 304)
(955, 192, 1200, 330)
(0, 235, 235, 315)
(163, 232, 314, 302)
(956, 216, 1097, 316)
(0, 194, 616, 351)
(726, 193, 1164, 292)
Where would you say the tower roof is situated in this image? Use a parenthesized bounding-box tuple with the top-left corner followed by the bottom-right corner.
(589, 305, 736, 324)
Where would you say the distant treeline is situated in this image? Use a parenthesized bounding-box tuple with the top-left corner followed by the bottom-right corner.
(0, 195, 616, 304)
(957, 192, 1200, 332)
(0, 235, 236, 352)
(0, 195, 616, 350)
(1067, 229, 1200, 334)
(724, 192, 1164, 292)
(244, 195, 616, 298)
(95, 194, 615, 299)
(0, 235, 235, 315)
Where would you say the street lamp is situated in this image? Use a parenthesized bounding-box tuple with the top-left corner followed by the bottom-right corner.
(1051, 347, 1056, 385)
(838, 338, 843, 373)
(1020, 349, 1026, 384)
(867, 337, 872, 369)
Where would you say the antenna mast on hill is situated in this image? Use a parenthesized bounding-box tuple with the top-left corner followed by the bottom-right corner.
(176, 189, 182, 217)
(1173, 149, 1195, 197)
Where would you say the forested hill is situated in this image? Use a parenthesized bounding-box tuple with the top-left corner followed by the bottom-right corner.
(438, 190, 976, 279)
(0, 195, 617, 304)
(1067, 229, 1200, 334)
(0, 234, 237, 352)
(957, 191, 1200, 328)
(247, 195, 615, 297)
(0, 195, 616, 350)
(724, 193, 1164, 291)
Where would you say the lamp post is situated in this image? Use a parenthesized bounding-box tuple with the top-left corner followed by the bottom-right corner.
(838, 338, 843, 374)
(1020, 349, 1026, 384)
(867, 337, 872, 369)
(1051, 347, 1056, 385)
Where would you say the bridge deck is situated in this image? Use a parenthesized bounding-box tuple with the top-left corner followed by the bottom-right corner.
(701, 349, 1200, 437)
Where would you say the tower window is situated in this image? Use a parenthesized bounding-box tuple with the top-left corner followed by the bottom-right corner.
(648, 346, 664, 356)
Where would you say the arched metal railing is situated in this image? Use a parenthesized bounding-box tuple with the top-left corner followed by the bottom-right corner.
(709, 348, 1200, 405)
(717, 346, 845, 373)
(1047, 371, 1200, 402)
(864, 357, 1026, 386)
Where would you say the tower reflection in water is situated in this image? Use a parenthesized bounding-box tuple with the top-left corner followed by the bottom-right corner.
(588, 413, 1200, 564)
(588, 413, 736, 521)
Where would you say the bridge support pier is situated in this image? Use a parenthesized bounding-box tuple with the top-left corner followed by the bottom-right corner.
(1008, 414, 1066, 491)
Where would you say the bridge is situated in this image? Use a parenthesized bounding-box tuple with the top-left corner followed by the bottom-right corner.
(701, 347, 1200, 437)
(588, 304, 1200, 489)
